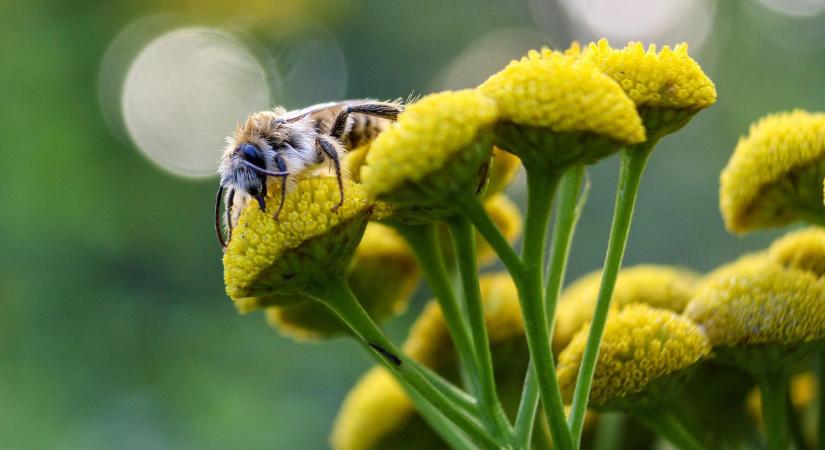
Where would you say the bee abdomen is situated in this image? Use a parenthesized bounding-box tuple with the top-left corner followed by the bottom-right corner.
(342, 114, 390, 149)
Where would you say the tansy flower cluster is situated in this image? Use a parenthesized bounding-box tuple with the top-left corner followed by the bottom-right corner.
(215, 36, 825, 450)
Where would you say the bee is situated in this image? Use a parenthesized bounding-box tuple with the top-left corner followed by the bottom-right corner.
(215, 100, 403, 249)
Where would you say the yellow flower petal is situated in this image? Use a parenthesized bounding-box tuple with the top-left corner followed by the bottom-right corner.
(554, 265, 700, 353)
(479, 49, 645, 145)
(362, 90, 497, 206)
(223, 177, 370, 299)
(557, 304, 710, 409)
(768, 227, 825, 278)
(720, 110, 825, 234)
(581, 40, 716, 111)
(685, 254, 825, 349)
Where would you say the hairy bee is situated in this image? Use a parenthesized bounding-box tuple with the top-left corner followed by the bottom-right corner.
(215, 100, 403, 248)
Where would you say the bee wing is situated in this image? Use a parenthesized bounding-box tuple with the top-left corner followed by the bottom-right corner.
(282, 100, 373, 122)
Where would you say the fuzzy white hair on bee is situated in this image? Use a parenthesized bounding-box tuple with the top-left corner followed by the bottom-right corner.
(214, 100, 404, 249)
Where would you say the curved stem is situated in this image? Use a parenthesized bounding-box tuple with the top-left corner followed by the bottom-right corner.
(409, 359, 479, 415)
(515, 166, 587, 447)
(395, 223, 482, 397)
(518, 169, 573, 450)
(457, 195, 525, 281)
(758, 372, 790, 450)
(634, 410, 707, 450)
(448, 218, 515, 442)
(568, 146, 651, 446)
(404, 382, 478, 450)
(514, 367, 539, 447)
(309, 276, 499, 449)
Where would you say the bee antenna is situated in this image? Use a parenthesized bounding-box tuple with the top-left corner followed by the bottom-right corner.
(215, 185, 227, 249)
(239, 159, 289, 178)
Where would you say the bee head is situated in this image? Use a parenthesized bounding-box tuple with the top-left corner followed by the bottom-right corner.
(237, 143, 269, 211)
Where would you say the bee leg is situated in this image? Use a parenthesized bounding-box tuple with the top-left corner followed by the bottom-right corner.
(215, 187, 235, 250)
(330, 102, 403, 140)
(316, 136, 345, 212)
(273, 154, 288, 220)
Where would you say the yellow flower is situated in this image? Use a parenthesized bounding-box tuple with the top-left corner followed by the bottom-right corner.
(331, 272, 527, 449)
(330, 367, 423, 450)
(556, 304, 710, 409)
(361, 90, 497, 207)
(478, 48, 644, 170)
(720, 110, 825, 234)
(265, 223, 420, 340)
(578, 39, 716, 140)
(223, 177, 370, 300)
(768, 227, 825, 277)
(553, 265, 699, 353)
(581, 40, 716, 111)
(684, 254, 825, 368)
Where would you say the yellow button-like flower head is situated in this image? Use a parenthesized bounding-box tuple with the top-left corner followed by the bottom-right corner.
(554, 265, 699, 353)
(362, 90, 497, 213)
(768, 227, 825, 278)
(720, 110, 825, 234)
(331, 367, 433, 450)
(685, 254, 825, 371)
(223, 177, 370, 300)
(557, 304, 710, 410)
(580, 39, 716, 140)
(478, 48, 645, 170)
(265, 223, 420, 340)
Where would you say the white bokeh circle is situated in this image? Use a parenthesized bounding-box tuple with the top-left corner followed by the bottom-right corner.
(122, 27, 269, 178)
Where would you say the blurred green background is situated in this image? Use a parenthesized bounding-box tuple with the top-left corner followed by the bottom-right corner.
(1, 0, 824, 448)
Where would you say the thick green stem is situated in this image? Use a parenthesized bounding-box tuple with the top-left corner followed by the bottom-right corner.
(635, 411, 707, 450)
(568, 145, 651, 446)
(787, 388, 808, 450)
(457, 195, 525, 281)
(514, 366, 539, 447)
(518, 170, 573, 450)
(515, 166, 587, 447)
(818, 351, 825, 450)
(592, 412, 625, 450)
(759, 372, 790, 450)
(310, 276, 498, 449)
(448, 218, 515, 442)
(395, 223, 482, 396)
(409, 359, 479, 415)
(405, 381, 478, 450)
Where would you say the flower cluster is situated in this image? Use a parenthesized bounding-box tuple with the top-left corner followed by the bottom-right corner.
(211, 35, 825, 450)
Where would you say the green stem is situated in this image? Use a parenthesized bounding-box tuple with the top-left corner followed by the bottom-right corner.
(395, 223, 482, 397)
(635, 410, 707, 450)
(310, 276, 498, 449)
(448, 218, 515, 442)
(817, 351, 825, 450)
(518, 169, 572, 450)
(404, 381, 478, 450)
(787, 387, 808, 450)
(759, 372, 790, 450)
(409, 359, 479, 415)
(457, 194, 525, 281)
(515, 166, 587, 447)
(568, 145, 651, 446)
(514, 367, 539, 447)
(592, 412, 625, 450)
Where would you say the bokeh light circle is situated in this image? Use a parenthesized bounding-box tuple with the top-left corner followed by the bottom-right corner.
(122, 27, 269, 178)
(531, 0, 716, 50)
(435, 29, 553, 91)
